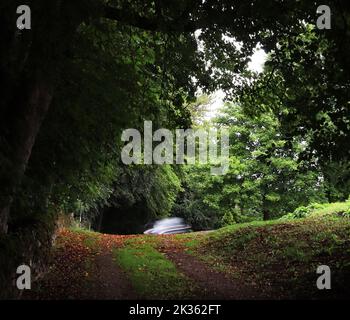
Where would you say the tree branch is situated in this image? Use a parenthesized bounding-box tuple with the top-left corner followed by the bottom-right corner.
(102, 4, 242, 33)
(103, 6, 200, 32)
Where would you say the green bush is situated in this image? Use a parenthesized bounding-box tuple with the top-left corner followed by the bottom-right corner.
(340, 208, 350, 218)
(280, 203, 325, 220)
(220, 211, 235, 227)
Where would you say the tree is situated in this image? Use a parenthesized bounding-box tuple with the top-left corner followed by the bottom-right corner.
(239, 23, 350, 201)
(174, 101, 326, 227)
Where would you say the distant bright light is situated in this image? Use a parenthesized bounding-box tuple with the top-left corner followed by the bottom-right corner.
(203, 49, 267, 120)
(195, 34, 267, 120)
(248, 48, 267, 73)
(203, 91, 225, 120)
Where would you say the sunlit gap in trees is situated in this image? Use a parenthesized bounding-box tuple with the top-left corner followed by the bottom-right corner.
(194, 30, 267, 121)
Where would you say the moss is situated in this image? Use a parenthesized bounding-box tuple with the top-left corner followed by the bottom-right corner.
(114, 242, 196, 299)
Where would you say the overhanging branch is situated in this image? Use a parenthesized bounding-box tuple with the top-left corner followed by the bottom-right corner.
(103, 6, 200, 32)
(104, 6, 159, 31)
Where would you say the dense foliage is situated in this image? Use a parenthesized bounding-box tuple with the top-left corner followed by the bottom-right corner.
(173, 102, 327, 229)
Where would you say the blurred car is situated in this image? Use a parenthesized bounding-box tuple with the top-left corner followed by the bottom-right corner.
(144, 217, 192, 235)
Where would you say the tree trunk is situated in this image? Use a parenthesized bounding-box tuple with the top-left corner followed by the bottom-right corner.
(96, 210, 104, 232)
(0, 78, 53, 234)
(263, 209, 270, 221)
(0, 0, 88, 234)
(0, 206, 10, 234)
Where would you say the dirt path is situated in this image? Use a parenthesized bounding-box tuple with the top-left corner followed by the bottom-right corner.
(86, 253, 139, 300)
(158, 238, 257, 300)
(88, 235, 253, 300)
(26, 230, 257, 300)
(25, 230, 139, 300)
